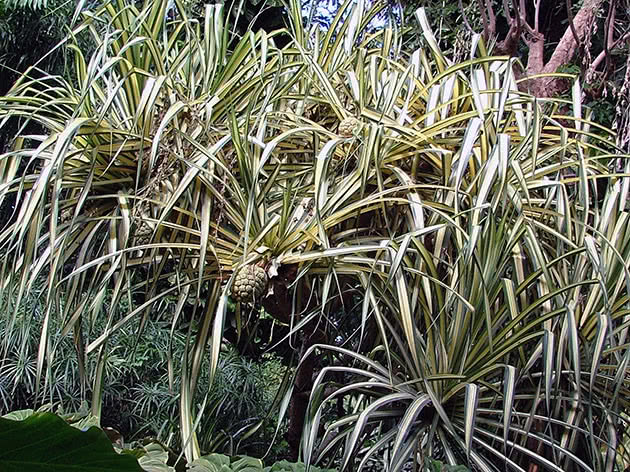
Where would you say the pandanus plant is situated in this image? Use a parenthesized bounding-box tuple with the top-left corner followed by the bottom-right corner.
(0, 0, 629, 469)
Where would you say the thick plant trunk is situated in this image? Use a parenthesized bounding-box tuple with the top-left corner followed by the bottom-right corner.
(285, 331, 322, 461)
(475, 0, 610, 97)
(543, 0, 603, 74)
(519, 0, 605, 97)
(261, 264, 298, 325)
(262, 264, 325, 461)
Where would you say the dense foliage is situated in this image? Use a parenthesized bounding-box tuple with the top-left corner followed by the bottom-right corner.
(1, 0, 630, 470)
(0, 284, 286, 457)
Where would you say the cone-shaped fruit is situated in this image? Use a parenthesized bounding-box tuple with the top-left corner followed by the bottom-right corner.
(338, 117, 360, 137)
(232, 264, 268, 304)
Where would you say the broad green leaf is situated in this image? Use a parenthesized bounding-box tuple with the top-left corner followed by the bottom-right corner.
(0, 413, 143, 472)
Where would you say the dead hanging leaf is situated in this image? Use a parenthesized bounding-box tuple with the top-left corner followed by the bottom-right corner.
(268, 258, 280, 278)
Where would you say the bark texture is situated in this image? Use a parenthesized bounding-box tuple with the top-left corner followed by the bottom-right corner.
(473, 0, 611, 97)
(519, 0, 605, 96)
(262, 264, 326, 460)
(284, 328, 325, 460)
(543, 0, 603, 75)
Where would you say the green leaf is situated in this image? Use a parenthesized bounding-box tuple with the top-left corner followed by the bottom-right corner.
(137, 443, 174, 472)
(2, 409, 37, 420)
(188, 454, 232, 472)
(0, 412, 143, 472)
(230, 456, 264, 471)
(424, 458, 471, 472)
(264, 460, 336, 472)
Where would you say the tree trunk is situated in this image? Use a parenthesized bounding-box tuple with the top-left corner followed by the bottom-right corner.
(543, 0, 603, 74)
(285, 331, 320, 461)
(262, 265, 326, 461)
(520, 0, 605, 97)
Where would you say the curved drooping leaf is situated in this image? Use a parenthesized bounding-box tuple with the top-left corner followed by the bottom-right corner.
(2, 408, 37, 420)
(137, 443, 175, 472)
(0, 412, 143, 472)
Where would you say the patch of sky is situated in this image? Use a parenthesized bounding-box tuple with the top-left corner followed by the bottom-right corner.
(300, 0, 402, 51)
(301, 0, 402, 34)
